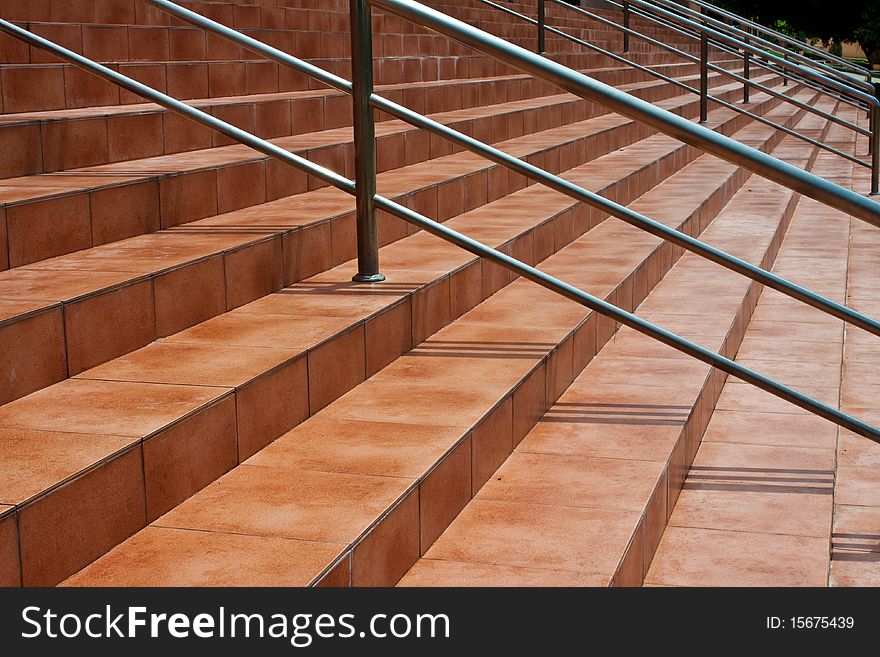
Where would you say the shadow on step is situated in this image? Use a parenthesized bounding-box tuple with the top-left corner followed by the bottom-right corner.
(541, 401, 690, 425)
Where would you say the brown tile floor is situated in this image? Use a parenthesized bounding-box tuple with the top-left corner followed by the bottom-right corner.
(402, 114, 821, 587)
(829, 130, 880, 587)
(648, 110, 862, 586)
(63, 105, 799, 587)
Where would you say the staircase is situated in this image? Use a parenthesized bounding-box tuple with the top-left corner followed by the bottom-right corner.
(0, 0, 876, 588)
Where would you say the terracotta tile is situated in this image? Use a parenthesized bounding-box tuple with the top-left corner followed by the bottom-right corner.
(425, 499, 639, 577)
(18, 446, 145, 586)
(830, 558, 880, 587)
(835, 466, 880, 507)
(480, 451, 665, 514)
(154, 256, 227, 337)
(0, 208, 7, 271)
(236, 355, 309, 460)
(702, 409, 838, 449)
(41, 118, 109, 172)
(545, 335, 574, 405)
(308, 325, 366, 413)
(0, 427, 136, 509)
(156, 464, 412, 546)
(645, 526, 829, 587)
(471, 398, 514, 494)
(352, 489, 420, 587)
(224, 238, 284, 310)
(449, 261, 482, 319)
(6, 194, 92, 266)
(837, 430, 880, 468)
(64, 279, 156, 375)
(313, 553, 351, 587)
(90, 181, 161, 246)
(255, 100, 292, 139)
(283, 222, 332, 283)
(0, 123, 42, 178)
(78, 340, 300, 389)
(512, 365, 547, 445)
(323, 379, 502, 429)
(419, 436, 472, 552)
(0, 508, 20, 587)
(217, 161, 266, 213)
(0, 305, 66, 405)
(671, 470, 833, 538)
(399, 558, 609, 587)
(63, 526, 343, 587)
(142, 395, 238, 521)
(412, 277, 451, 344)
(831, 504, 880, 568)
(1, 67, 65, 113)
(162, 109, 212, 154)
(159, 170, 218, 228)
(365, 298, 412, 377)
(64, 65, 119, 108)
(246, 417, 465, 479)
(165, 311, 354, 350)
(373, 348, 533, 393)
(0, 378, 228, 438)
(614, 519, 645, 587)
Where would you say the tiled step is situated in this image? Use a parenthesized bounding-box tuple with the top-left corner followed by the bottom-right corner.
(833, 133, 880, 586)
(399, 105, 832, 587)
(0, 70, 776, 273)
(0, 94, 805, 587)
(431, 0, 723, 44)
(0, 41, 694, 113)
(0, 16, 678, 66)
(0, 58, 738, 177)
(645, 108, 863, 587)
(55, 100, 809, 588)
(0, 80, 789, 414)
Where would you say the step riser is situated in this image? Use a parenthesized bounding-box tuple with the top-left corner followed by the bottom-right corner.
(339, 101, 817, 588)
(0, 19, 707, 66)
(0, 48, 696, 113)
(2, 114, 736, 587)
(56, 107, 794, 589)
(393, 101, 828, 589)
(0, 71, 772, 273)
(0, 59, 729, 178)
(0, 83, 787, 417)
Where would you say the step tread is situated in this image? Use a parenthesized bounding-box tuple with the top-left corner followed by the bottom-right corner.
(52, 109, 801, 587)
(401, 113, 826, 587)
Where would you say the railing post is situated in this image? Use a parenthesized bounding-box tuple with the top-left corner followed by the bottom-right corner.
(349, 0, 384, 282)
(872, 107, 879, 195)
(782, 53, 788, 87)
(537, 0, 545, 54)
(622, 1, 630, 53)
(700, 31, 708, 122)
(743, 36, 750, 103)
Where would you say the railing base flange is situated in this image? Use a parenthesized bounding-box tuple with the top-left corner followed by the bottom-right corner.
(352, 273, 387, 283)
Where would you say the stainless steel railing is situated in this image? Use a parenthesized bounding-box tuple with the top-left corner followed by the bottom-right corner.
(474, 0, 871, 191)
(613, 0, 874, 97)
(2, 1, 880, 445)
(668, 0, 872, 86)
(529, 0, 880, 192)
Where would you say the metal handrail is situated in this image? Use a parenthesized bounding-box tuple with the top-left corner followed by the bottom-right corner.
(575, 0, 871, 112)
(2, 10, 878, 444)
(623, 0, 875, 97)
(679, 0, 872, 84)
(137, 0, 880, 340)
(548, 0, 879, 192)
(489, 0, 873, 179)
(604, 0, 871, 112)
(372, 0, 880, 215)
